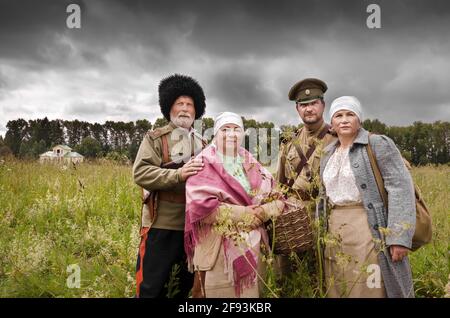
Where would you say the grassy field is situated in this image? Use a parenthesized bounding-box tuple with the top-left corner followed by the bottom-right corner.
(0, 159, 448, 298)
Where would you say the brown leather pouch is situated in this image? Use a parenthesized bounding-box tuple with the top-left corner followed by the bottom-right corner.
(191, 271, 206, 298)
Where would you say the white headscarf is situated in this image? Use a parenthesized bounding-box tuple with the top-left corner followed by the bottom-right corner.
(329, 96, 363, 122)
(213, 112, 244, 136)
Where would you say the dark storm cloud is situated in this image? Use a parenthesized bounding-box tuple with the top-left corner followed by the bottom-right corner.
(209, 66, 278, 113)
(3, 0, 448, 65)
(0, 0, 449, 134)
(104, 0, 450, 59)
(0, 0, 76, 68)
(0, 0, 171, 70)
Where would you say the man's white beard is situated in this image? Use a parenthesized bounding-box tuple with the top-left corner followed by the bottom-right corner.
(171, 115, 194, 129)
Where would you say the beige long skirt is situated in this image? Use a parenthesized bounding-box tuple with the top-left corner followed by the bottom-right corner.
(204, 232, 264, 298)
(324, 204, 387, 298)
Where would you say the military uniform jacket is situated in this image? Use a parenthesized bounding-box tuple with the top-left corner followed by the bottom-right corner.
(276, 121, 337, 202)
(133, 122, 206, 230)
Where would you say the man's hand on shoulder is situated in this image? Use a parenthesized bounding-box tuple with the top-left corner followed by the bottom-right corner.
(180, 158, 204, 181)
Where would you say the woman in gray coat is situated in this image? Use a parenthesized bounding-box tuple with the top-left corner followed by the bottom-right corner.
(319, 96, 416, 298)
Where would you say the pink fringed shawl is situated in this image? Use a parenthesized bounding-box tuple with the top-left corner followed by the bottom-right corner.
(184, 145, 274, 296)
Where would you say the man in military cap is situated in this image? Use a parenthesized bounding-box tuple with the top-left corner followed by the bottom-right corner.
(133, 74, 207, 298)
(275, 78, 337, 276)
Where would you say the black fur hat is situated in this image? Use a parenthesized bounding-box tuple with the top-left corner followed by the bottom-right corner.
(158, 74, 206, 120)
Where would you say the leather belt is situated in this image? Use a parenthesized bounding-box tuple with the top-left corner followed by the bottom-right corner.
(332, 203, 364, 210)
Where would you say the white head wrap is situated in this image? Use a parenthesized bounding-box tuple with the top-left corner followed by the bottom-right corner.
(329, 96, 363, 122)
(213, 112, 244, 136)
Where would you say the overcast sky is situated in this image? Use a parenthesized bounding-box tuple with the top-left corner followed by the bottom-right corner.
(1, 0, 449, 137)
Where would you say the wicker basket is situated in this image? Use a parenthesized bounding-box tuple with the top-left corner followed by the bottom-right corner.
(270, 197, 314, 255)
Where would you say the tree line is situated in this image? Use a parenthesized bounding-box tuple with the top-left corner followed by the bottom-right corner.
(0, 117, 448, 165)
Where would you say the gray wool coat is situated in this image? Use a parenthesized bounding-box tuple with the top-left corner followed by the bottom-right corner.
(319, 128, 416, 298)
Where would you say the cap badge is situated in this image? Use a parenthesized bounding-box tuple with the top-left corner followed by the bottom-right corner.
(305, 89, 310, 95)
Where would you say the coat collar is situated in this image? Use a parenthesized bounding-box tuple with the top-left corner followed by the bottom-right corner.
(323, 127, 369, 155)
(353, 127, 370, 145)
(168, 121, 177, 130)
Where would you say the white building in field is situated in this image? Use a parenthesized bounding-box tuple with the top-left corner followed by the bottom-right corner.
(39, 145, 84, 164)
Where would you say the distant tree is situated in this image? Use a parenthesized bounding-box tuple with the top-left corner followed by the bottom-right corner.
(154, 117, 169, 128)
(28, 117, 51, 148)
(114, 121, 127, 151)
(65, 119, 84, 147)
(124, 121, 136, 150)
(362, 119, 387, 135)
(128, 141, 140, 163)
(0, 136, 13, 158)
(95, 122, 111, 154)
(128, 119, 152, 162)
(410, 122, 430, 165)
(32, 140, 47, 158)
(18, 139, 46, 159)
(18, 141, 31, 159)
(105, 121, 120, 151)
(202, 117, 214, 130)
(49, 119, 65, 146)
(76, 136, 102, 158)
(201, 117, 214, 142)
(4, 119, 28, 155)
(80, 121, 91, 140)
(134, 119, 152, 142)
(91, 122, 103, 144)
(430, 121, 450, 164)
(3, 117, 449, 165)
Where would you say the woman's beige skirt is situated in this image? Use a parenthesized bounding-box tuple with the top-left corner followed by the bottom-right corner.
(324, 204, 386, 298)
(205, 231, 265, 298)
(204, 246, 261, 298)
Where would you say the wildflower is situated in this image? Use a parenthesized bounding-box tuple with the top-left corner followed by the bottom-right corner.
(335, 251, 352, 269)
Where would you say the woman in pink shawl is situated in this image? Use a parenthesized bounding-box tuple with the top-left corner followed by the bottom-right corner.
(184, 112, 285, 298)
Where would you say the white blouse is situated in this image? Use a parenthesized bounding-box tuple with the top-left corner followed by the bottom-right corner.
(323, 146, 362, 206)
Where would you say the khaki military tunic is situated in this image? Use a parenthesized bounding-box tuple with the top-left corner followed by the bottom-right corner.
(133, 122, 205, 231)
(276, 121, 337, 203)
(274, 122, 336, 275)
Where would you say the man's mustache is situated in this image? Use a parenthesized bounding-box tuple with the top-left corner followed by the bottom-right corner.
(177, 113, 192, 119)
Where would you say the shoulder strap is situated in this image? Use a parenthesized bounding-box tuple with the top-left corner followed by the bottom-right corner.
(277, 143, 288, 185)
(318, 124, 331, 140)
(161, 134, 170, 164)
(366, 133, 388, 208)
(288, 124, 330, 187)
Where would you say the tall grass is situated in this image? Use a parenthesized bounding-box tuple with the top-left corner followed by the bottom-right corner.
(408, 165, 450, 298)
(0, 160, 140, 297)
(0, 159, 448, 297)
